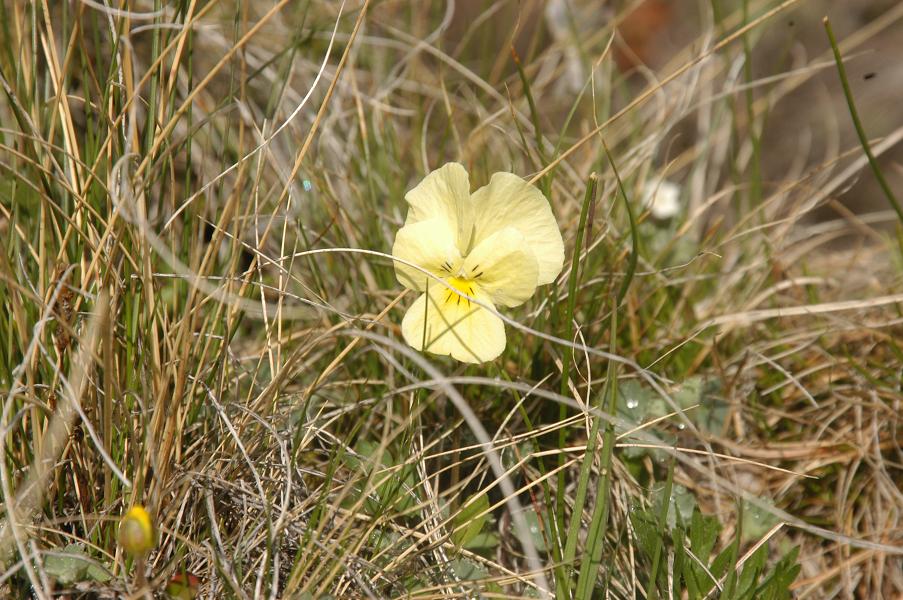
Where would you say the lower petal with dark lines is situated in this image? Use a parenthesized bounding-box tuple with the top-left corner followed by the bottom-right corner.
(400, 284, 505, 364)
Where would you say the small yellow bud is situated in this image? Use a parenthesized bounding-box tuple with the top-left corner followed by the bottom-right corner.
(119, 505, 155, 556)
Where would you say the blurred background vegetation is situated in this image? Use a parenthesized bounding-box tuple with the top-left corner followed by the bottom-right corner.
(0, 0, 900, 597)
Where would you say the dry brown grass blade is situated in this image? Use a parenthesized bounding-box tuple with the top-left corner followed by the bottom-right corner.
(0, 290, 109, 595)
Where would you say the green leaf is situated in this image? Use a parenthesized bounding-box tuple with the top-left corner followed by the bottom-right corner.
(756, 546, 800, 600)
(367, 528, 404, 554)
(711, 540, 734, 580)
(736, 544, 767, 600)
(617, 380, 661, 425)
(675, 377, 728, 435)
(462, 531, 499, 552)
(741, 497, 780, 543)
(449, 558, 489, 581)
(647, 462, 676, 600)
(451, 492, 491, 547)
(688, 509, 720, 563)
(519, 506, 548, 553)
(43, 544, 95, 585)
(683, 510, 721, 596)
(629, 507, 659, 561)
(651, 483, 697, 530)
(448, 558, 504, 595)
(617, 380, 672, 461)
(86, 561, 112, 583)
(345, 440, 420, 515)
(671, 524, 686, 600)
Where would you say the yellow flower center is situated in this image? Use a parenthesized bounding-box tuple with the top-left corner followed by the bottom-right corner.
(442, 276, 476, 307)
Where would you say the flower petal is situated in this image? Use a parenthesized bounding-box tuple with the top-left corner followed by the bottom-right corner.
(404, 162, 472, 252)
(642, 179, 681, 219)
(392, 218, 462, 291)
(470, 173, 564, 285)
(401, 285, 506, 364)
(461, 228, 539, 307)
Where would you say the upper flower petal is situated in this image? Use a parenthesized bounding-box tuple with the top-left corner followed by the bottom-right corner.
(401, 285, 506, 364)
(469, 173, 564, 285)
(392, 218, 462, 291)
(461, 227, 539, 307)
(404, 162, 472, 252)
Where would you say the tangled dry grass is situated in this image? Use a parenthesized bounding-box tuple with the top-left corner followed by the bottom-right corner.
(0, 0, 900, 598)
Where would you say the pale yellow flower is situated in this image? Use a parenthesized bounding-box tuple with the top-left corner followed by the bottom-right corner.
(393, 163, 564, 363)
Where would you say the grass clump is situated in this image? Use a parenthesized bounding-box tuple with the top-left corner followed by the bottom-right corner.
(0, 0, 901, 598)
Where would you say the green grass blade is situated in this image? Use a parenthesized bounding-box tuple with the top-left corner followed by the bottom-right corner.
(647, 460, 675, 600)
(574, 141, 638, 598)
(573, 308, 617, 599)
(824, 17, 903, 226)
(559, 174, 598, 597)
(603, 141, 638, 305)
